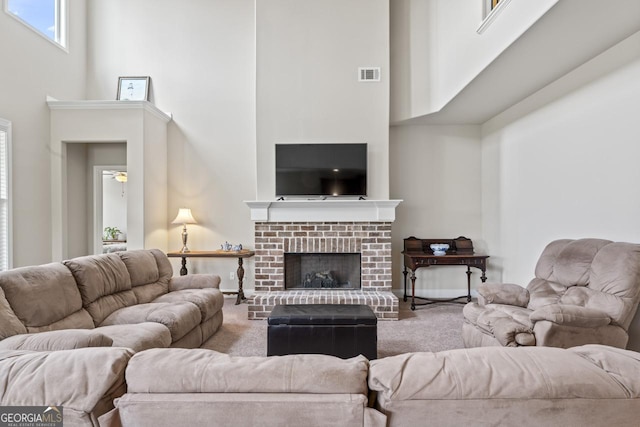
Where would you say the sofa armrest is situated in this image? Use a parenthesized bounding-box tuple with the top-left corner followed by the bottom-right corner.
(530, 304, 612, 327)
(169, 274, 221, 291)
(0, 329, 113, 351)
(477, 283, 529, 307)
(0, 347, 133, 422)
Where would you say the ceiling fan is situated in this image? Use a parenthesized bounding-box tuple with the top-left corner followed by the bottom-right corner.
(104, 170, 127, 183)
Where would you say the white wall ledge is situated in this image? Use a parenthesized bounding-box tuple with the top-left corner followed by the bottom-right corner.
(46, 96, 172, 123)
(245, 199, 402, 222)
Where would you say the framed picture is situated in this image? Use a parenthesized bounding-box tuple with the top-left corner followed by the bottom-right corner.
(117, 76, 150, 101)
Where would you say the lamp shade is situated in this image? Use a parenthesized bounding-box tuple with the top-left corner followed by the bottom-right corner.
(171, 208, 197, 224)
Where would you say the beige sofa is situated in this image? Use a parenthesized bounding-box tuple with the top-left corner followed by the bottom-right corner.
(2, 345, 639, 427)
(0, 249, 224, 351)
(97, 345, 640, 427)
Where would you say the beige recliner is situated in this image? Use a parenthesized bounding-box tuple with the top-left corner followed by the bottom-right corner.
(462, 238, 640, 349)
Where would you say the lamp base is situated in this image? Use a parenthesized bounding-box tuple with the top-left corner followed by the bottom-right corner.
(181, 225, 190, 253)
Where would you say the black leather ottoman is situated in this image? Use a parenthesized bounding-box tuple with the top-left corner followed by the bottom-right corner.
(267, 304, 377, 360)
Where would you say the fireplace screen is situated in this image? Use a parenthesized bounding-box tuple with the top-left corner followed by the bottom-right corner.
(284, 253, 361, 290)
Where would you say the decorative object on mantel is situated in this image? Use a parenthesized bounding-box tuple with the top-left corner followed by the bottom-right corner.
(171, 208, 197, 253)
(117, 76, 150, 101)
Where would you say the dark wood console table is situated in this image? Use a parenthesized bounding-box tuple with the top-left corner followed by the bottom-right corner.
(167, 249, 255, 305)
(402, 236, 489, 310)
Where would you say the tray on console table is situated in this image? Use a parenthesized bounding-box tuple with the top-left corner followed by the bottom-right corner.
(402, 236, 489, 310)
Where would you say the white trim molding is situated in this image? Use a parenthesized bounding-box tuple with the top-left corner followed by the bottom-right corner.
(0, 118, 12, 270)
(478, 0, 513, 34)
(245, 199, 402, 222)
(46, 97, 172, 123)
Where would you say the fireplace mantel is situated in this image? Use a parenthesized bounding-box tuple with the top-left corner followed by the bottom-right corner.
(244, 199, 402, 222)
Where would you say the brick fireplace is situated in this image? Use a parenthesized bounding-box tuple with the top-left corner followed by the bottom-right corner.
(245, 200, 401, 320)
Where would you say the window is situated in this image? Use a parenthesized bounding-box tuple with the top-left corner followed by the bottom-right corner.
(0, 119, 11, 271)
(5, 0, 66, 48)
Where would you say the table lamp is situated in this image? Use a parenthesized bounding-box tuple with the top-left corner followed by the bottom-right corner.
(172, 208, 197, 253)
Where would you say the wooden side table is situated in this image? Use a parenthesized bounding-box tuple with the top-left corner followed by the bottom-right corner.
(401, 236, 489, 310)
(402, 252, 489, 310)
(167, 249, 255, 305)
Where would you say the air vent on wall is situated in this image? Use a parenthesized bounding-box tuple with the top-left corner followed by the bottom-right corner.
(358, 67, 381, 82)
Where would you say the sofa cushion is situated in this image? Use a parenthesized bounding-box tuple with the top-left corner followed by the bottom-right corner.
(97, 323, 172, 352)
(100, 302, 201, 342)
(569, 344, 640, 398)
(0, 263, 91, 330)
(0, 287, 27, 339)
(126, 348, 369, 395)
(560, 286, 629, 328)
(118, 249, 171, 303)
(368, 346, 632, 401)
(535, 239, 612, 288)
(589, 242, 640, 297)
(64, 253, 137, 325)
(477, 283, 529, 307)
(0, 347, 133, 423)
(0, 329, 112, 351)
(169, 274, 221, 291)
(526, 278, 565, 310)
(530, 304, 611, 327)
(153, 288, 224, 322)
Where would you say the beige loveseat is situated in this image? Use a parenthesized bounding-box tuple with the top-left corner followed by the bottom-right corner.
(0, 249, 224, 351)
(463, 238, 640, 348)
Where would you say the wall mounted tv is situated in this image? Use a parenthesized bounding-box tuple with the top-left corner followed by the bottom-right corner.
(275, 143, 367, 198)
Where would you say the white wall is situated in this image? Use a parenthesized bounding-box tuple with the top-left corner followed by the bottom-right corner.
(481, 33, 640, 350)
(389, 0, 434, 123)
(0, 1, 87, 266)
(431, 0, 558, 112)
(86, 0, 256, 292)
(389, 125, 483, 296)
(256, 0, 390, 200)
(66, 144, 88, 258)
(390, 0, 559, 121)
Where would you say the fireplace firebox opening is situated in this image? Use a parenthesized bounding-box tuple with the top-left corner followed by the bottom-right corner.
(284, 253, 361, 290)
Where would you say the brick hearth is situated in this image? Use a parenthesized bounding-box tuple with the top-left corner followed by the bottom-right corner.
(248, 221, 399, 320)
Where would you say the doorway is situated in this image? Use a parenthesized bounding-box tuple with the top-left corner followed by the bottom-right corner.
(94, 165, 127, 255)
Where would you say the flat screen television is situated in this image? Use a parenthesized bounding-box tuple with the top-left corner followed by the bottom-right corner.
(276, 143, 367, 197)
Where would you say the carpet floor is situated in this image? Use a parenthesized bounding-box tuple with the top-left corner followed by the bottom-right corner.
(201, 296, 466, 358)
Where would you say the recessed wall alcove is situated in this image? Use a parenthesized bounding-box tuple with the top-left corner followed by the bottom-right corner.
(47, 98, 172, 260)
